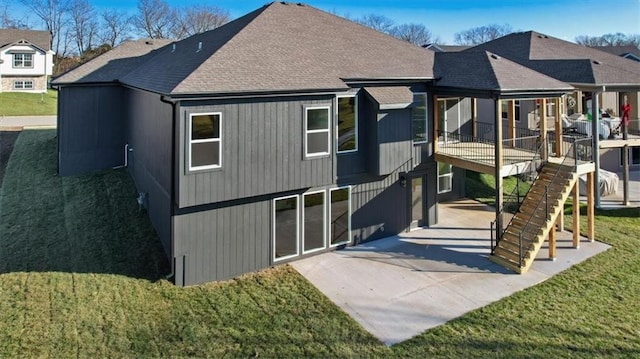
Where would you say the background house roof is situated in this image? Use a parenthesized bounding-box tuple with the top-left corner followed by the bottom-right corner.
(434, 51, 573, 96)
(465, 31, 640, 88)
(52, 39, 172, 85)
(591, 45, 640, 62)
(119, 2, 435, 95)
(0, 29, 51, 51)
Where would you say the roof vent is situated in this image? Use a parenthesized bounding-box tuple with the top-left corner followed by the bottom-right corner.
(197, 41, 202, 52)
(145, 40, 153, 45)
(537, 34, 549, 39)
(297, 2, 304, 5)
(280, 1, 287, 4)
(171, 43, 176, 52)
(491, 54, 500, 60)
(593, 60, 601, 65)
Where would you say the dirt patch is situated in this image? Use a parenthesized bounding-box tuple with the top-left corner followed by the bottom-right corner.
(0, 130, 20, 186)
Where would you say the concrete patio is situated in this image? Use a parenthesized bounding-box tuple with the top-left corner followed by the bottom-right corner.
(292, 199, 611, 345)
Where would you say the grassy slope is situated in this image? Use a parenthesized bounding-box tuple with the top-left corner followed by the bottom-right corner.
(0, 90, 57, 116)
(0, 132, 639, 357)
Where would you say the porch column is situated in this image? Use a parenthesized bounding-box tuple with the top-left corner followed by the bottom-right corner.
(554, 97, 564, 231)
(622, 95, 630, 206)
(540, 98, 548, 160)
(591, 92, 601, 208)
(572, 182, 580, 248)
(549, 221, 557, 260)
(508, 100, 516, 147)
(587, 171, 595, 241)
(472, 98, 478, 138)
(576, 91, 583, 114)
(433, 95, 439, 153)
(494, 98, 504, 239)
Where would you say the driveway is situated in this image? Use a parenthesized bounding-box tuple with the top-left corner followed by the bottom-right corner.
(292, 199, 610, 345)
(0, 115, 56, 129)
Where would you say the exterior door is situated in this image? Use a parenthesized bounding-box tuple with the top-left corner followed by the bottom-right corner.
(409, 175, 425, 230)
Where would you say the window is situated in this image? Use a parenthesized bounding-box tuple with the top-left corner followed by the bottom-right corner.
(330, 187, 351, 246)
(13, 53, 33, 68)
(305, 106, 331, 157)
(437, 98, 460, 142)
(13, 80, 33, 90)
(337, 96, 357, 153)
(273, 196, 299, 261)
(412, 93, 428, 143)
(501, 100, 521, 121)
(188, 113, 221, 171)
(303, 191, 326, 254)
(438, 162, 453, 194)
(620, 147, 640, 166)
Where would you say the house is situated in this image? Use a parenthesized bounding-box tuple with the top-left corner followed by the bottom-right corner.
(592, 45, 640, 62)
(423, 43, 470, 52)
(0, 29, 54, 93)
(53, 3, 598, 285)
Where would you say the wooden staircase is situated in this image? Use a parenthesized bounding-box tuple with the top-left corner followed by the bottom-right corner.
(490, 162, 578, 273)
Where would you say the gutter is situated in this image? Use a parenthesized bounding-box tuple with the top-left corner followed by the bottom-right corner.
(160, 95, 180, 281)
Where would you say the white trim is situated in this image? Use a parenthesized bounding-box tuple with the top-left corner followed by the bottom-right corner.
(13, 80, 34, 90)
(336, 94, 358, 154)
(329, 186, 351, 247)
(302, 190, 327, 254)
(273, 195, 300, 262)
(188, 112, 222, 171)
(412, 92, 428, 144)
(304, 106, 331, 158)
(437, 163, 453, 194)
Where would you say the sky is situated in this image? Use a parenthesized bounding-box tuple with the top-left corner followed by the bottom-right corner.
(12, 0, 640, 43)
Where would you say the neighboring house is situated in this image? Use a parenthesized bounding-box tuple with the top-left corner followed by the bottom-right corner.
(423, 43, 470, 52)
(0, 29, 54, 93)
(591, 45, 640, 62)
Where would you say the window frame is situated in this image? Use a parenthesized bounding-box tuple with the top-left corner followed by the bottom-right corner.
(272, 195, 300, 262)
(336, 95, 358, 154)
(302, 190, 327, 254)
(329, 186, 351, 248)
(13, 80, 34, 90)
(187, 112, 222, 172)
(437, 162, 453, 194)
(412, 92, 428, 144)
(13, 53, 33, 68)
(304, 105, 332, 158)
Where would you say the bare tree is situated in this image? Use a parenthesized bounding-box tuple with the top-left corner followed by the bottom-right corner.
(1, 2, 30, 29)
(19, 0, 70, 55)
(454, 24, 514, 45)
(132, 0, 175, 39)
(171, 4, 230, 40)
(391, 23, 439, 46)
(69, 0, 97, 55)
(575, 32, 640, 47)
(100, 9, 131, 47)
(355, 14, 395, 35)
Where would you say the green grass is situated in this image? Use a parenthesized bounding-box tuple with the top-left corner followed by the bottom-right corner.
(0, 90, 57, 116)
(1, 131, 639, 357)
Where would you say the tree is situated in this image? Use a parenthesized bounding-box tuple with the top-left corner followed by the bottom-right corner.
(100, 9, 132, 47)
(454, 24, 514, 45)
(171, 4, 230, 40)
(132, 0, 175, 39)
(355, 14, 395, 35)
(391, 23, 439, 46)
(69, 0, 97, 55)
(19, 0, 70, 55)
(575, 33, 640, 47)
(1, 2, 30, 29)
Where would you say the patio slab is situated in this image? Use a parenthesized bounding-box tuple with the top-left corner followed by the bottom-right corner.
(291, 199, 611, 345)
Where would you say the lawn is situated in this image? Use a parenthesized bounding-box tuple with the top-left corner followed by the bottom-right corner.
(1, 130, 639, 357)
(0, 90, 57, 116)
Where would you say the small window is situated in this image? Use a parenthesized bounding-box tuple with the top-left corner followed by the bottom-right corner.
(273, 195, 299, 261)
(305, 106, 331, 157)
(13, 53, 33, 68)
(412, 93, 428, 143)
(189, 113, 221, 171)
(337, 96, 357, 153)
(438, 162, 453, 194)
(330, 187, 351, 247)
(303, 191, 326, 254)
(502, 100, 521, 121)
(13, 80, 33, 90)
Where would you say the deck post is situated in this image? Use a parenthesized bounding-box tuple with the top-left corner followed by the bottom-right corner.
(508, 100, 515, 147)
(572, 182, 580, 248)
(433, 95, 439, 153)
(587, 171, 595, 241)
(540, 98, 548, 161)
(494, 98, 504, 240)
(576, 91, 583, 114)
(549, 221, 557, 260)
(591, 92, 601, 208)
(554, 97, 564, 231)
(472, 98, 478, 138)
(623, 145, 630, 205)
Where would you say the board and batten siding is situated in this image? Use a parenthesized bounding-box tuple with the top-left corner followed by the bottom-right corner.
(177, 96, 335, 208)
(125, 88, 173, 256)
(57, 85, 126, 176)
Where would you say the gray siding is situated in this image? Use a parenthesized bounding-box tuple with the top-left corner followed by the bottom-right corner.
(177, 96, 335, 208)
(125, 88, 173, 256)
(377, 109, 413, 175)
(57, 85, 125, 176)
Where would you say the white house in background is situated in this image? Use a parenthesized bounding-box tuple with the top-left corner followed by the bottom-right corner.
(0, 29, 54, 93)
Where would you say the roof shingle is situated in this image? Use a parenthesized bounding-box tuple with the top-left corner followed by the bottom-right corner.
(0, 29, 51, 51)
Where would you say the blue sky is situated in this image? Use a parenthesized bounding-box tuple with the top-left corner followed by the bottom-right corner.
(22, 0, 640, 43)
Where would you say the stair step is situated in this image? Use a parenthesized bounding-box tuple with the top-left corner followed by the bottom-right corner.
(499, 234, 535, 252)
(494, 246, 529, 263)
(489, 253, 522, 273)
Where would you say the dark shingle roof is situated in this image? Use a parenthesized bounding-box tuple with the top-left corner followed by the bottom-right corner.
(434, 51, 573, 95)
(365, 86, 414, 109)
(465, 31, 640, 87)
(591, 45, 640, 58)
(120, 2, 435, 95)
(0, 29, 51, 51)
(52, 39, 172, 85)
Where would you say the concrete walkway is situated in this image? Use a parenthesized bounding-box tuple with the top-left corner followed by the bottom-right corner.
(292, 200, 610, 345)
(0, 115, 57, 130)
(591, 170, 640, 209)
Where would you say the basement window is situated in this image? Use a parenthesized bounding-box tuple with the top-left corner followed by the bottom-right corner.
(188, 113, 221, 171)
(13, 80, 34, 90)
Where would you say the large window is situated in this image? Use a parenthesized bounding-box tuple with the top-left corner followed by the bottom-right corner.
(412, 93, 428, 143)
(303, 191, 326, 253)
(273, 196, 299, 261)
(13, 80, 34, 90)
(437, 98, 460, 142)
(13, 53, 33, 68)
(189, 113, 221, 171)
(330, 187, 351, 246)
(337, 96, 357, 153)
(438, 162, 453, 194)
(305, 106, 331, 157)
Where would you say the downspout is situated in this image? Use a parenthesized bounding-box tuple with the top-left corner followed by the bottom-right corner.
(160, 95, 179, 281)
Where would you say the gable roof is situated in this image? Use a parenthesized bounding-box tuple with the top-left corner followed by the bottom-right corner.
(592, 45, 640, 62)
(0, 29, 51, 51)
(52, 39, 172, 85)
(424, 44, 470, 53)
(365, 86, 414, 109)
(119, 2, 435, 96)
(434, 51, 573, 97)
(465, 31, 640, 89)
